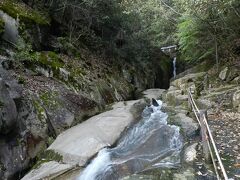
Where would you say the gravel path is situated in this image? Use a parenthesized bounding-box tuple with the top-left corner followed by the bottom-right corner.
(208, 111, 240, 179)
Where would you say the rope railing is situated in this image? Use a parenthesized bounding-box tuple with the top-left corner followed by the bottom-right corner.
(187, 89, 229, 180)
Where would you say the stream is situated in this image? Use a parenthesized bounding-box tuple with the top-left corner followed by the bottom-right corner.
(78, 100, 183, 180)
(173, 57, 177, 79)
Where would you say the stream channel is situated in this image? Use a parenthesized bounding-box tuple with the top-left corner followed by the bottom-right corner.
(78, 100, 184, 180)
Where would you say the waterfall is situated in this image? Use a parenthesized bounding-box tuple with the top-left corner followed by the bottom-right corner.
(173, 57, 177, 79)
(78, 100, 183, 180)
(0, 10, 19, 44)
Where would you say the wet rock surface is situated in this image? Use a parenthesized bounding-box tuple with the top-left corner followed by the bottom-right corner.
(21, 161, 74, 180)
(0, 50, 170, 179)
(48, 100, 142, 166)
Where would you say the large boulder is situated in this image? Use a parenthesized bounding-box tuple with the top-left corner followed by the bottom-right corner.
(171, 72, 206, 93)
(0, 140, 30, 180)
(164, 90, 188, 107)
(47, 100, 142, 166)
(21, 99, 147, 180)
(0, 79, 17, 134)
(0, 58, 22, 134)
(175, 113, 199, 137)
(142, 89, 166, 100)
(0, 10, 19, 44)
(21, 161, 74, 180)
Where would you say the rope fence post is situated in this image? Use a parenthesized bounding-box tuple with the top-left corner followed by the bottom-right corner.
(188, 91, 192, 111)
(187, 88, 229, 179)
(199, 110, 211, 163)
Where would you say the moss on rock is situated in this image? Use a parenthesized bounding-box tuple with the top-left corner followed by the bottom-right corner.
(39, 91, 62, 110)
(0, 0, 50, 25)
(32, 98, 47, 123)
(33, 149, 63, 170)
(0, 17, 4, 35)
(39, 52, 65, 78)
(38, 52, 64, 69)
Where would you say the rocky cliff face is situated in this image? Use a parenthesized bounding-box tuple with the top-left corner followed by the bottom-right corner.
(0, 1, 173, 179)
(0, 54, 171, 180)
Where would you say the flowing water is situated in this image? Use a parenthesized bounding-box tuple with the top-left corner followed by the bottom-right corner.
(78, 100, 183, 180)
(173, 57, 177, 79)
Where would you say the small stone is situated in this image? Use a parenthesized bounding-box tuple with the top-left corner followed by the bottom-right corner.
(219, 67, 229, 80)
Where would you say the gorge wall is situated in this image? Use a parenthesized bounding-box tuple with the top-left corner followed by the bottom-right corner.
(0, 1, 173, 179)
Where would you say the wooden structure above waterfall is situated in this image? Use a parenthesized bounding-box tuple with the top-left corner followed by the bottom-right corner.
(161, 45, 177, 58)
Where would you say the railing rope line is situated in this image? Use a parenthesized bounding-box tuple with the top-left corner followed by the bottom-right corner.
(207, 138, 221, 180)
(188, 89, 229, 180)
(202, 114, 229, 180)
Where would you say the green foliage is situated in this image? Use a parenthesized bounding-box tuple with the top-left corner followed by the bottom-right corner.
(0, 0, 50, 25)
(38, 51, 64, 69)
(176, 0, 240, 62)
(122, 0, 178, 48)
(14, 39, 64, 73)
(18, 75, 26, 84)
(177, 16, 214, 62)
(11, 0, 240, 66)
(14, 39, 38, 62)
(49, 0, 124, 49)
(39, 91, 61, 110)
(33, 149, 63, 169)
(56, 37, 81, 57)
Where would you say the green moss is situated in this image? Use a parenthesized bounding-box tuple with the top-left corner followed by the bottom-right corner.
(32, 99, 46, 122)
(0, 0, 50, 25)
(18, 75, 26, 84)
(57, 37, 81, 57)
(14, 39, 39, 63)
(38, 52, 64, 69)
(39, 91, 62, 110)
(32, 149, 63, 169)
(0, 17, 4, 35)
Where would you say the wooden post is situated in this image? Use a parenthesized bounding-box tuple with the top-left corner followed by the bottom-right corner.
(199, 109, 211, 163)
(188, 90, 192, 111)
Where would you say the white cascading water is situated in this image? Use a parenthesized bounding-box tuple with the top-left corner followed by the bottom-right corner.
(78, 100, 183, 180)
(79, 149, 111, 180)
(173, 57, 177, 79)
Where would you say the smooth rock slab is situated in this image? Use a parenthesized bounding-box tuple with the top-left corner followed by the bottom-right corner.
(48, 100, 141, 166)
(142, 89, 166, 100)
(21, 161, 73, 180)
